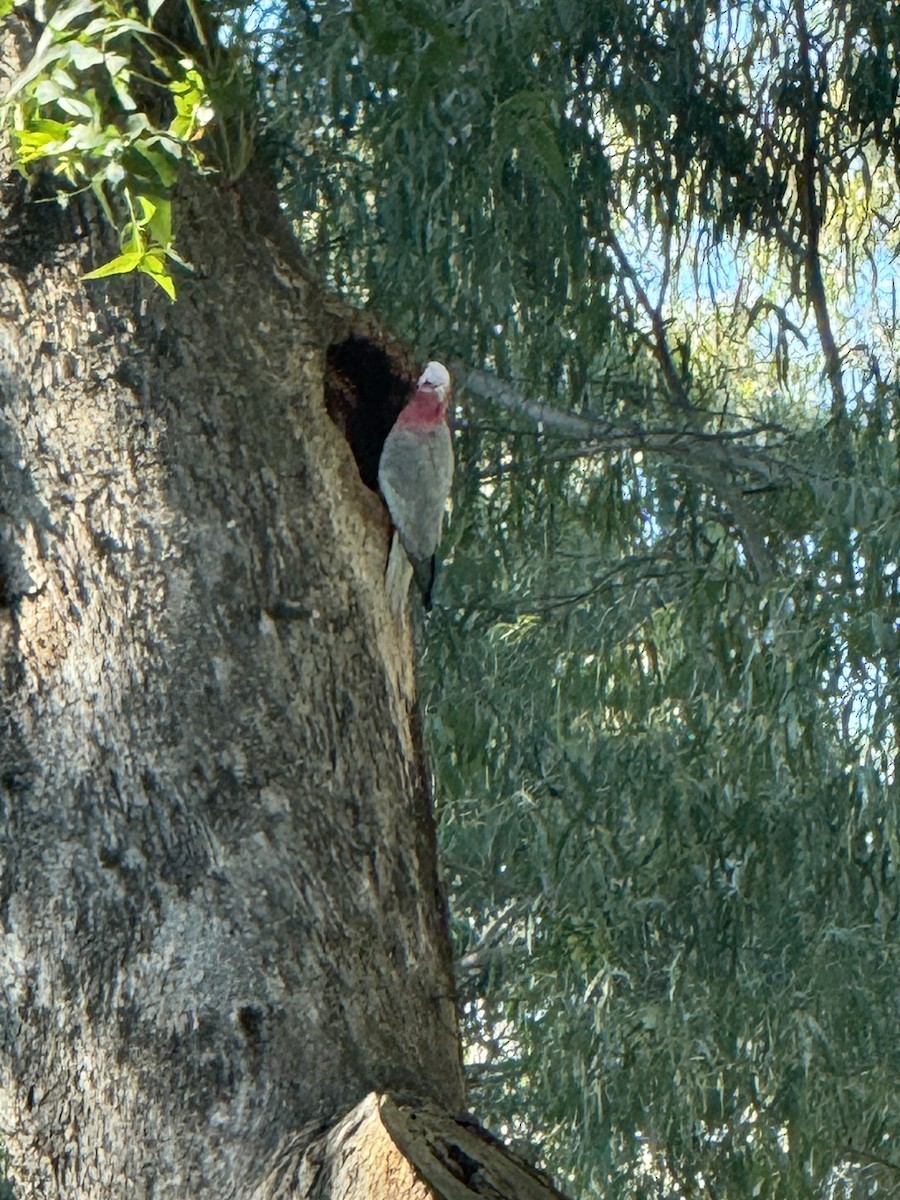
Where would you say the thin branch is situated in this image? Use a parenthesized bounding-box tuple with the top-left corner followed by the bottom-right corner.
(455, 365, 792, 485)
(837, 1146, 900, 1175)
(605, 229, 694, 410)
(455, 364, 788, 583)
(485, 554, 688, 617)
(589, 228, 785, 579)
(794, 0, 847, 421)
(457, 900, 530, 976)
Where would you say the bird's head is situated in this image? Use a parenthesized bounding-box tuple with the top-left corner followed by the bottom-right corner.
(417, 361, 452, 407)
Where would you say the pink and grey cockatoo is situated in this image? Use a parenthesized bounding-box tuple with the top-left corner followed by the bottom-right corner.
(378, 361, 454, 611)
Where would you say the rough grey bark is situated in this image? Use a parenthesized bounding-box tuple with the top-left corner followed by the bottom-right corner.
(0, 19, 475, 1196)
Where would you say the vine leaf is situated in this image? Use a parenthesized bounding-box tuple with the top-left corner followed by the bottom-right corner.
(1, 0, 215, 299)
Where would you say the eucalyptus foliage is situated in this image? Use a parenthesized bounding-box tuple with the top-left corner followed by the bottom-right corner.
(260, 2, 900, 1197)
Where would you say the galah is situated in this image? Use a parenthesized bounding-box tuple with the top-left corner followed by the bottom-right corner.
(378, 360, 454, 611)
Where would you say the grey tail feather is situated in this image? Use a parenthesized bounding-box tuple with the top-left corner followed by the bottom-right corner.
(412, 555, 436, 610)
(385, 533, 413, 616)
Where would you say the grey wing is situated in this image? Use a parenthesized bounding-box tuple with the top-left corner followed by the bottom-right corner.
(378, 425, 453, 563)
(429, 421, 454, 508)
(414, 422, 454, 557)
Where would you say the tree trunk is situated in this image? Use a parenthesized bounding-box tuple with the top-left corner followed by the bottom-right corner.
(0, 16, 515, 1195)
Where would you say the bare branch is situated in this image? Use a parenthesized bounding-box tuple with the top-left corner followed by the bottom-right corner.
(457, 900, 530, 976)
(455, 364, 791, 486)
(837, 1145, 900, 1175)
(605, 229, 695, 410)
(455, 364, 789, 582)
(793, 0, 847, 421)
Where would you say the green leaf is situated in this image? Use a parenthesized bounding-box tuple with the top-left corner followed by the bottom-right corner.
(15, 114, 70, 141)
(124, 112, 152, 136)
(119, 221, 144, 255)
(48, 0, 101, 32)
(82, 249, 144, 279)
(168, 63, 213, 141)
(146, 195, 172, 247)
(12, 119, 71, 164)
(98, 17, 153, 39)
(69, 41, 105, 70)
(49, 66, 78, 93)
(57, 94, 94, 119)
(130, 193, 157, 227)
(103, 52, 129, 75)
(129, 139, 181, 187)
(3, 40, 69, 101)
(33, 78, 62, 104)
(163, 244, 191, 271)
(138, 251, 176, 298)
